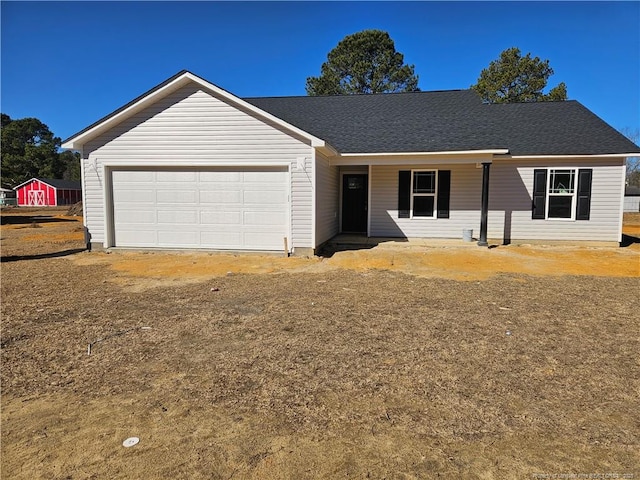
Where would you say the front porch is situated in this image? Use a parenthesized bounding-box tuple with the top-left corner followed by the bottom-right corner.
(332, 155, 496, 248)
(318, 233, 485, 256)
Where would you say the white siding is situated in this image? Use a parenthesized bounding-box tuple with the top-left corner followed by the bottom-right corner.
(315, 151, 339, 246)
(291, 155, 313, 250)
(82, 83, 314, 249)
(370, 158, 625, 242)
(490, 158, 625, 242)
(370, 164, 483, 239)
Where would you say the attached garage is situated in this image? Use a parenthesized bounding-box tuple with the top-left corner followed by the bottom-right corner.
(110, 167, 289, 250)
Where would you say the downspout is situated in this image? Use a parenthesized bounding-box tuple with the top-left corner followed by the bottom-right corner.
(478, 162, 491, 247)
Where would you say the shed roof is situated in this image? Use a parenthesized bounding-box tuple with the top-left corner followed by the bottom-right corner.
(14, 178, 82, 191)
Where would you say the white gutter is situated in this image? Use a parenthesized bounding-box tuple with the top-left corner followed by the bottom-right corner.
(340, 149, 509, 157)
(502, 153, 638, 160)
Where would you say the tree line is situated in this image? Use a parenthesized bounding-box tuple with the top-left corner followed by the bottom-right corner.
(1, 114, 80, 188)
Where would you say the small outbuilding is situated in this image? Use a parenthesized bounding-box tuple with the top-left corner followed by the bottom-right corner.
(0, 187, 17, 206)
(14, 178, 82, 207)
(624, 185, 640, 212)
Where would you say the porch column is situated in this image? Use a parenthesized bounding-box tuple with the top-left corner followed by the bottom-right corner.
(478, 162, 491, 247)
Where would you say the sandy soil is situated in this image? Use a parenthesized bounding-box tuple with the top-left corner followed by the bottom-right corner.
(1, 208, 639, 479)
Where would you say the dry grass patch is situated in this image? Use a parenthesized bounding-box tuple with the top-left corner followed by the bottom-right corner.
(1, 209, 639, 479)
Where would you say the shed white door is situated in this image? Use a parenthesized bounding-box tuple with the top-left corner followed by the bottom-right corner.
(28, 190, 45, 206)
(111, 168, 289, 250)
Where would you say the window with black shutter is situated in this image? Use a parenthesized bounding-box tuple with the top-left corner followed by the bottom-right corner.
(398, 171, 411, 218)
(437, 170, 451, 218)
(397, 170, 451, 219)
(533, 168, 592, 220)
(576, 169, 592, 220)
(532, 169, 547, 219)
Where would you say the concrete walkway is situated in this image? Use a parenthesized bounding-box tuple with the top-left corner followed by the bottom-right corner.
(325, 234, 482, 250)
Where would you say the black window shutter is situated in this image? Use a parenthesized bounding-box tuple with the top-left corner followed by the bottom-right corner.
(532, 169, 547, 219)
(398, 170, 411, 218)
(437, 170, 451, 218)
(576, 169, 592, 220)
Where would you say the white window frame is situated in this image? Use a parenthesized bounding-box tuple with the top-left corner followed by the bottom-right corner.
(411, 169, 438, 219)
(546, 168, 577, 221)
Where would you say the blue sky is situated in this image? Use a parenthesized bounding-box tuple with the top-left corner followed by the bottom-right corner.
(1, 1, 639, 143)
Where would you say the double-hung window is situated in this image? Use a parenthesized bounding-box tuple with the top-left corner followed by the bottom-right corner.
(532, 168, 592, 221)
(398, 169, 451, 219)
(547, 169, 575, 219)
(412, 171, 437, 217)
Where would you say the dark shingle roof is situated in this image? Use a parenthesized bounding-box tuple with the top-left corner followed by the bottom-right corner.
(626, 185, 640, 196)
(36, 178, 82, 190)
(245, 91, 640, 156)
(63, 70, 640, 157)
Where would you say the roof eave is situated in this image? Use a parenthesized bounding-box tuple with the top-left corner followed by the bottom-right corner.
(12, 177, 57, 190)
(330, 149, 509, 165)
(340, 149, 509, 157)
(500, 153, 639, 159)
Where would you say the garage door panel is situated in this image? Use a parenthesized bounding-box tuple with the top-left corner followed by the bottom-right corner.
(157, 190, 197, 204)
(158, 230, 199, 246)
(114, 189, 156, 203)
(115, 209, 156, 224)
(244, 211, 286, 225)
(243, 181, 287, 190)
(117, 229, 157, 245)
(244, 232, 284, 250)
(200, 171, 242, 182)
(201, 211, 242, 225)
(113, 171, 155, 182)
(201, 231, 242, 247)
(157, 171, 197, 182)
(244, 190, 288, 204)
(157, 210, 198, 224)
(243, 171, 283, 182)
(112, 167, 288, 250)
(200, 190, 242, 204)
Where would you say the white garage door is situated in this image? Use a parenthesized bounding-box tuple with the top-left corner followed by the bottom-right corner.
(111, 167, 289, 250)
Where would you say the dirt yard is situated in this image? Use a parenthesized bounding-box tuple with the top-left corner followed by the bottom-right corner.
(1, 208, 639, 479)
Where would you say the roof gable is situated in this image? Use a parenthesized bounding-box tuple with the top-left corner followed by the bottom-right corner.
(61, 71, 326, 150)
(14, 178, 81, 191)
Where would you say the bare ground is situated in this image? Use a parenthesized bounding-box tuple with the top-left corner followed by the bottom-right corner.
(1, 208, 639, 479)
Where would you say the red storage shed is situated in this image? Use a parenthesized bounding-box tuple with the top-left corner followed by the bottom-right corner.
(14, 178, 82, 207)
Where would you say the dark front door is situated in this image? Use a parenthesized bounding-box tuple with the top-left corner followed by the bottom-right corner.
(342, 174, 368, 233)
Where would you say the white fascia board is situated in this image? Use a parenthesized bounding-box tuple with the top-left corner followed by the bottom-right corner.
(62, 71, 327, 150)
(340, 149, 509, 157)
(12, 178, 35, 190)
(12, 178, 52, 190)
(316, 143, 339, 157)
(331, 149, 507, 166)
(503, 153, 636, 160)
(61, 75, 192, 150)
(192, 73, 327, 148)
